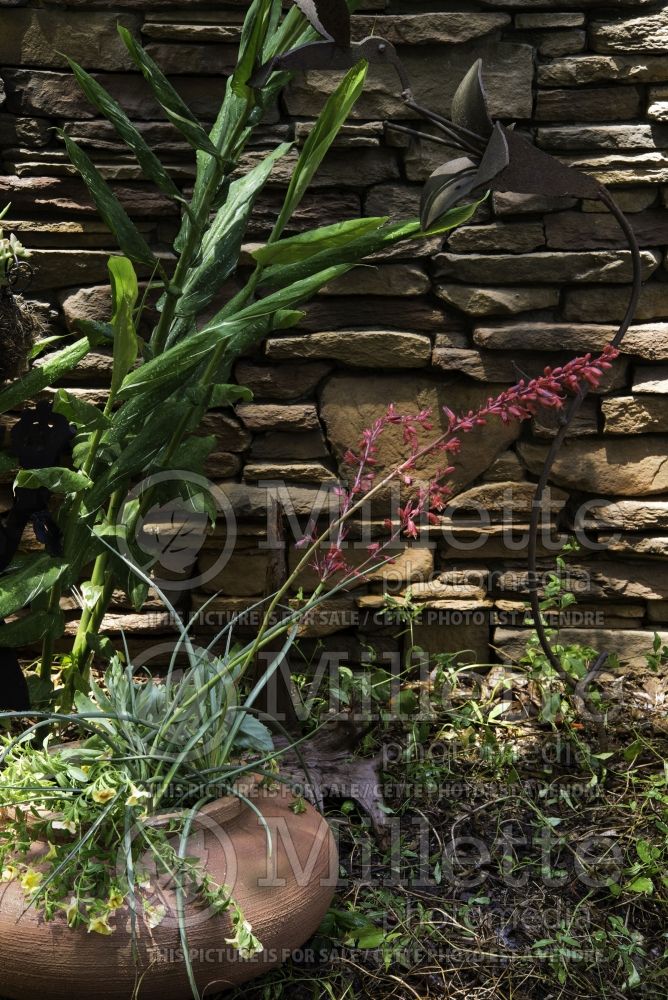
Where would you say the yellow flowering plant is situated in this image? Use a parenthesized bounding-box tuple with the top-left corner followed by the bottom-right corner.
(0, 626, 278, 957)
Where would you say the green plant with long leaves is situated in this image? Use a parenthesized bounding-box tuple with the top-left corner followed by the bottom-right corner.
(0, 0, 476, 708)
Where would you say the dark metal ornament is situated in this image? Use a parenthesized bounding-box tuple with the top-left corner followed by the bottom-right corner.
(10, 398, 74, 470)
(250, 35, 411, 93)
(258, 12, 643, 699)
(293, 0, 351, 47)
(0, 647, 30, 711)
(0, 400, 74, 573)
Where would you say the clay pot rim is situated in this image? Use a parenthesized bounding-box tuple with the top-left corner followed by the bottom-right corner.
(147, 772, 262, 830)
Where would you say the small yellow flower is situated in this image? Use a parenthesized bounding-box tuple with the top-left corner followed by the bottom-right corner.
(44, 843, 58, 863)
(64, 897, 79, 928)
(91, 787, 116, 805)
(1, 865, 18, 883)
(88, 914, 114, 936)
(107, 887, 124, 911)
(20, 869, 43, 892)
(143, 901, 166, 930)
(125, 784, 150, 808)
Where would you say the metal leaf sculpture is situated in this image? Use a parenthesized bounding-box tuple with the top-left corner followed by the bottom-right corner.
(293, 0, 351, 47)
(0, 401, 74, 573)
(250, 0, 411, 93)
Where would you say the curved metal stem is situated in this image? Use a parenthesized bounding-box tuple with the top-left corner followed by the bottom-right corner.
(526, 184, 642, 690)
(385, 120, 468, 150)
(403, 97, 487, 157)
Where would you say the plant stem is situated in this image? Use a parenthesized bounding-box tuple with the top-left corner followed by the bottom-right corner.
(39, 388, 119, 682)
(64, 489, 122, 698)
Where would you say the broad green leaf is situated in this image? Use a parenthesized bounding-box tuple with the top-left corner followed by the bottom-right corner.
(174, 79, 240, 255)
(60, 132, 157, 268)
(259, 204, 482, 292)
(0, 336, 94, 417)
(167, 434, 216, 476)
(86, 632, 117, 661)
(0, 555, 69, 617)
(15, 467, 92, 493)
(636, 840, 658, 864)
(252, 216, 388, 268)
(66, 58, 181, 201)
(0, 611, 64, 647)
(53, 388, 109, 431)
(220, 264, 350, 326)
(233, 0, 275, 95)
(84, 399, 192, 511)
(355, 929, 386, 950)
(419, 197, 486, 236)
(626, 876, 654, 895)
(117, 309, 295, 401)
(118, 26, 219, 158)
(104, 379, 175, 447)
(263, 0, 317, 60)
(73, 319, 114, 342)
(175, 143, 291, 330)
(272, 62, 367, 240)
(235, 713, 273, 751)
(108, 256, 139, 397)
(210, 384, 253, 407)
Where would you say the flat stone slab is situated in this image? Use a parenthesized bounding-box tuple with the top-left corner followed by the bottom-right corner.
(519, 438, 668, 496)
(320, 372, 520, 495)
(286, 40, 533, 121)
(591, 9, 668, 52)
(473, 323, 668, 360)
(538, 54, 668, 86)
(632, 367, 668, 394)
(435, 250, 660, 284)
(0, 10, 140, 69)
(602, 396, 668, 433)
(265, 330, 432, 368)
(350, 12, 511, 45)
(436, 284, 560, 316)
(583, 499, 668, 530)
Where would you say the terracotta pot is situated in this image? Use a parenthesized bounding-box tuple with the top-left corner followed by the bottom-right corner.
(0, 780, 338, 999)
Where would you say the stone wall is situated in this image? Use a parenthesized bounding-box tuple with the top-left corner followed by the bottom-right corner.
(1, 0, 667, 671)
